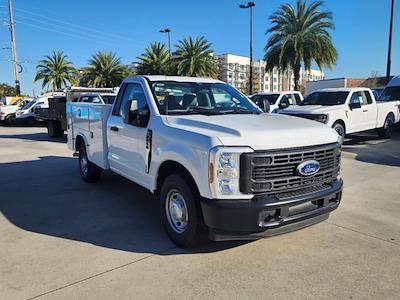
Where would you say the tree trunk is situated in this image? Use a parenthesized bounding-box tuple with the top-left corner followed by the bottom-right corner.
(293, 64, 301, 91)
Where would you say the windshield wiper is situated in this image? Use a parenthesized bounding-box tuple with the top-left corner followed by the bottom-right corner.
(215, 108, 261, 115)
(166, 107, 260, 116)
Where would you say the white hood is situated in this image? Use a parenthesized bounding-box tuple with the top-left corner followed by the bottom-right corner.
(166, 113, 339, 150)
(281, 105, 344, 114)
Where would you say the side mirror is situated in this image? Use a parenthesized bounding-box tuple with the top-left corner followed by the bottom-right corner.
(123, 99, 149, 127)
(349, 102, 362, 110)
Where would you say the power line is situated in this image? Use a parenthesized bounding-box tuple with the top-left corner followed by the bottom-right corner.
(13, 13, 127, 45)
(15, 20, 127, 46)
(13, 6, 146, 44)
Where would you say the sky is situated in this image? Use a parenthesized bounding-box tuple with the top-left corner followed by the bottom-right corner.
(0, 0, 399, 95)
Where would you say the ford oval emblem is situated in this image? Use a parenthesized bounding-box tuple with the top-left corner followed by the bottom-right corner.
(297, 160, 320, 176)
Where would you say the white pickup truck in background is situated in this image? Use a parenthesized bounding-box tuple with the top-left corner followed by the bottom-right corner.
(67, 76, 343, 247)
(250, 91, 303, 113)
(279, 86, 400, 139)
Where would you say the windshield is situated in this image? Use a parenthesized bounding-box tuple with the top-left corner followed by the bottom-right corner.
(378, 87, 400, 101)
(150, 81, 262, 115)
(300, 92, 349, 106)
(251, 94, 280, 105)
(101, 95, 116, 104)
(22, 100, 36, 110)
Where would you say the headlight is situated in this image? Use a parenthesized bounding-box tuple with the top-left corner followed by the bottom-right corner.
(209, 146, 253, 199)
(314, 114, 328, 123)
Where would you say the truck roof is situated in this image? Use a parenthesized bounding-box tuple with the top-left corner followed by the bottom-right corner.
(125, 75, 224, 84)
(252, 91, 301, 96)
(315, 87, 372, 92)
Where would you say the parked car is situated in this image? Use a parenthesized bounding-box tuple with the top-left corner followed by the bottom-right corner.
(250, 91, 303, 112)
(14, 97, 48, 125)
(279, 87, 400, 140)
(0, 99, 30, 124)
(36, 87, 118, 138)
(67, 76, 343, 248)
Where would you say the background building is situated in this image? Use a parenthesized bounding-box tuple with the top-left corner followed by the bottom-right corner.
(215, 53, 324, 94)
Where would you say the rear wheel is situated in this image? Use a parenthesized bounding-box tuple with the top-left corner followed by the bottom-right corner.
(47, 120, 63, 138)
(79, 144, 102, 183)
(332, 122, 345, 143)
(160, 174, 206, 248)
(378, 115, 394, 139)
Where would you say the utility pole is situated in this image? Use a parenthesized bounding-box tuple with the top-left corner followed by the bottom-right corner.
(8, 0, 20, 95)
(386, 0, 395, 82)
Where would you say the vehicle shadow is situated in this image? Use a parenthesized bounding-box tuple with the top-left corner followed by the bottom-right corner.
(0, 156, 248, 255)
(0, 131, 66, 143)
(342, 132, 400, 167)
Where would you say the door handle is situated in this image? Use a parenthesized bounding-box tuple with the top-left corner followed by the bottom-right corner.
(110, 126, 119, 132)
(78, 109, 81, 117)
(363, 109, 368, 112)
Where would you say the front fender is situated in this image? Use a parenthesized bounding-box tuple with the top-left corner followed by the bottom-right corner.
(150, 143, 211, 199)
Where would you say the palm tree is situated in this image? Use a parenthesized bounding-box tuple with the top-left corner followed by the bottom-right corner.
(84, 51, 126, 88)
(264, 0, 338, 90)
(34, 51, 77, 91)
(137, 42, 172, 75)
(175, 36, 218, 78)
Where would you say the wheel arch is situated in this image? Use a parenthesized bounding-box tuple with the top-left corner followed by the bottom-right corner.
(75, 134, 86, 152)
(332, 119, 346, 134)
(155, 160, 200, 196)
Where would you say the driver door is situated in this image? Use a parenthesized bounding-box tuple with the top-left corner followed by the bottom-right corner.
(108, 82, 150, 187)
(346, 91, 365, 133)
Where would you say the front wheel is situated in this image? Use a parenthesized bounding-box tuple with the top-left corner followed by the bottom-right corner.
(378, 115, 394, 139)
(79, 144, 102, 183)
(160, 174, 206, 248)
(332, 122, 345, 143)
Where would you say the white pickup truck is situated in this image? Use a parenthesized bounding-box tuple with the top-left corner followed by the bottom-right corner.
(250, 91, 303, 113)
(279, 87, 400, 139)
(67, 76, 343, 247)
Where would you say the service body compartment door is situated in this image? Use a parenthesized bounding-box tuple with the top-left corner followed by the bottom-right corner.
(88, 104, 112, 169)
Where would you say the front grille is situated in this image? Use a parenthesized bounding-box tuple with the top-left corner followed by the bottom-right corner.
(283, 113, 319, 121)
(240, 143, 341, 196)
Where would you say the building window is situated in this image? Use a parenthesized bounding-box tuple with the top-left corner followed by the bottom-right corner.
(273, 77, 277, 82)
(265, 76, 269, 82)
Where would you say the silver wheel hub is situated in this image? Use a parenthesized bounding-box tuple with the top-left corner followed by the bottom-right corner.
(165, 190, 188, 234)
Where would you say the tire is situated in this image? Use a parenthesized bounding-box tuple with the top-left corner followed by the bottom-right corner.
(332, 122, 345, 143)
(378, 115, 394, 139)
(78, 144, 102, 183)
(160, 174, 206, 248)
(47, 120, 63, 138)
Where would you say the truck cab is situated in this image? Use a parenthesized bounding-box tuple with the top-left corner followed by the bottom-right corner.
(67, 76, 343, 247)
(250, 91, 303, 113)
(15, 97, 48, 125)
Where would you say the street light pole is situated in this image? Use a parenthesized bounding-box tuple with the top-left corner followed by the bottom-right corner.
(386, 0, 395, 81)
(160, 28, 172, 55)
(239, 2, 256, 95)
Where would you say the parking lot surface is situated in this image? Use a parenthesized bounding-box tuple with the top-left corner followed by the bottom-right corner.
(1, 126, 400, 300)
